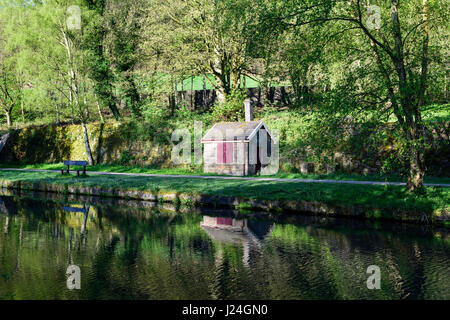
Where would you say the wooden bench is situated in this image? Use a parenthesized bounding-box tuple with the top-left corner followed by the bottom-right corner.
(61, 160, 88, 176)
(63, 205, 89, 214)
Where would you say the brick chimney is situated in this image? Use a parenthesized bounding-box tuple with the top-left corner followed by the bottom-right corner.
(244, 99, 253, 122)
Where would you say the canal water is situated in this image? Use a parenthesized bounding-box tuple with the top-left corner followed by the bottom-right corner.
(0, 190, 448, 300)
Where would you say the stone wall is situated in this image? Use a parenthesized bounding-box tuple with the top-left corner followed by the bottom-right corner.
(204, 163, 246, 176)
(0, 179, 447, 225)
(279, 122, 450, 176)
(0, 122, 173, 167)
(203, 142, 248, 176)
(0, 120, 448, 177)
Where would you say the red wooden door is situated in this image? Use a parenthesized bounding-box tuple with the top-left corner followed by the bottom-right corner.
(217, 143, 233, 164)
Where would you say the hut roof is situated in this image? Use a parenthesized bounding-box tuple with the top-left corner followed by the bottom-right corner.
(201, 121, 274, 142)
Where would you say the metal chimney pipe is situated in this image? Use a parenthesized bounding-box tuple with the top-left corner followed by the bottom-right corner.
(244, 99, 253, 122)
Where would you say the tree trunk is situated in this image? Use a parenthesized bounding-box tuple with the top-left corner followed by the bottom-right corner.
(69, 87, 74, 124)
(55, 104, 60, 125)
(124, 73, 140, 117)
(169, 94, 175, 116)
(407, 144, 425, 192)
(5, 109, 12, 127)
(216, 87, 226, 103)
(405, 0, 428, 193)
(190, 76, 194, 110)
(82, 123, 94, 166)
(213, 73, 227, 102)
(389, 0, 427, 193)
(19, 73, 25, 123)
(95, 96, 105, 123)
(20, 96, 25, 123)
(108, 100, 121, 121)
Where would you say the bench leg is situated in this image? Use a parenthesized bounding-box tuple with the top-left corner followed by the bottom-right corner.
(77, 170, 80, 177)
(67, 165, 70, 174)
(61, 169, 64, 175)
(83, 166, 86, 175)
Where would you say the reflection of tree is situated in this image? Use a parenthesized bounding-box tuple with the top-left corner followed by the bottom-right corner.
(114, 234, 144, 299)
(82, 234, 120, 300)
(3, 215, 8, 234)
(81, 206, 90, 235)
(209, 244, 232, 300)
(0, 193, 449, 300)
(265, 224, 450, 300)
(0, 197, 9, 215)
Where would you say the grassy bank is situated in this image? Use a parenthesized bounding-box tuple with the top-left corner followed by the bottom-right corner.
(1, 163, 450, 184)
(0, 170, 448, 224)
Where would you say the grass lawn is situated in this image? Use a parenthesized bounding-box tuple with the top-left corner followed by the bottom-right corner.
(0, 169, 448, 214)
(422, 103, 450, 122)
(388, 103, 450, 122)
(0, 163, 209, 176)
(0, 162, 449, 185)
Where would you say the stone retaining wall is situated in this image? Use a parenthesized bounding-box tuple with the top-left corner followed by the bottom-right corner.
(0, 178, 447, 226)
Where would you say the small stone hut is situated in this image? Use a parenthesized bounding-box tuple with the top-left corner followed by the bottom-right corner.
(201, 100, 275, 176)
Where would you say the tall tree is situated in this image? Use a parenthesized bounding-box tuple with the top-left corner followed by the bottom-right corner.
(141, 0, 257, 101)
(19, 0, 96, 163)
(104, 0, 144, 117)
(0, 66, 20, 127)
(81, 0, 121, 120)
(254, 0, 449, 191)
(0, 11, 21, 127)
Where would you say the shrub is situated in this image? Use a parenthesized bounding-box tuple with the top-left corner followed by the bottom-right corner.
(141, 101, 170, 126)
(119, 150, 135, 165)
(211, 90, 246, 122)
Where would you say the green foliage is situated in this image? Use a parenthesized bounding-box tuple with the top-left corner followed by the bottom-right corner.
(421, 104, 450, 122)
(251, 0, 450, 190)
(3, 101, 448, 178)
(0, 0, 448, 188)
(119, 150, 135, 165)
(141, 101, 170, 126)
(211, 89, 246, 122)
(140, 0, 256, 99)
(2, 162, 449, 184)
(281, 163, 298, 174)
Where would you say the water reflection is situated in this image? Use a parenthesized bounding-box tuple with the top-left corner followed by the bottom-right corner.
(63, 205, 90, 233)
(0, 190, 449, 300)
(200, 216, 274, 268)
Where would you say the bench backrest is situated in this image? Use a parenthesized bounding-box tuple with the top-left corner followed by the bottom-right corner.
(64, 160, 88, 166)
(63, 206, 88, 214)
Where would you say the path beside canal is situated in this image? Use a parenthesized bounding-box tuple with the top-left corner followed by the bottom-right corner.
(0, 168, 448, 225)
(1, 168, 449, 187)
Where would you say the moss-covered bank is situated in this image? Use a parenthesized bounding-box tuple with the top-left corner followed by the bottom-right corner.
(1, 111, 448, 176)
(0, 122, 173, 167)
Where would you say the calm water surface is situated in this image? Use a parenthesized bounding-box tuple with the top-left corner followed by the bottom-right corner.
(0, 190, 448, 300)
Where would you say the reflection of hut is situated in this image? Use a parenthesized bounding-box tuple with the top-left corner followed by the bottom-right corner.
(200, 216, 274, 267)
(201, 216, 246, 233)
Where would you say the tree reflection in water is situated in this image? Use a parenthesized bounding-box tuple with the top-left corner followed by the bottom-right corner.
(0, 191, 448, 300)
